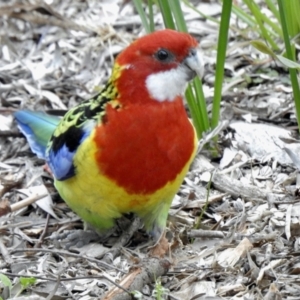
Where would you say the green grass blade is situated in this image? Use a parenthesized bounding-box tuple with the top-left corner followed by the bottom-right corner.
(292, 0, 300, 32)
(193, 78, 210, 131)
(168, 0, 188, 32)
(232, 3, 256, 27)
(265, 0, 280, 22)
(157, 0, 176, 29)
(182, 0, 219, 24)
(132, 0, 151, 33)
(243, 0, 280, 49)
(211, 0, 232, 129)
(148, 0, 155, 33)
(283, 0, 300, 39)
(253, 1, 282, 37)
(185, 86, 204, 136)
(277, 0, 300, 132)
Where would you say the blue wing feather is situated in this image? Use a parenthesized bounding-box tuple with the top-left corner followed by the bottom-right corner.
(46, 120, 95, 180)
(14, 111, 60, 159)
(47, 144, 76, 180)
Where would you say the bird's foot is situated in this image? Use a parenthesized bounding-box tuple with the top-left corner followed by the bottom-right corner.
(50, 229, 101, 249)
(101, 216, 142, 264)
(115, 216, 142, 247)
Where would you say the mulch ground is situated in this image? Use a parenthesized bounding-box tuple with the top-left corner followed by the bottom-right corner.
(0, 1, 299, 299)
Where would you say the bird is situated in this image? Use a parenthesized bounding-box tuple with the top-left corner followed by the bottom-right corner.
(14, 29, 203, 242)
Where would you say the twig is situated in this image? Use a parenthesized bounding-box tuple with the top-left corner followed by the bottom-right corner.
(0, 193, 48, 217)
(188, 229, 225, 239)
(35, 213, 50, 248)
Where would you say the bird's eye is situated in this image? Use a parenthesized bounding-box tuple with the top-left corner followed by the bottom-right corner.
(155, 49, 171, 62)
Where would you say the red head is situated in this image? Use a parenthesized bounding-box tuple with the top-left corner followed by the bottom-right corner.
(114, 29, 202, 104)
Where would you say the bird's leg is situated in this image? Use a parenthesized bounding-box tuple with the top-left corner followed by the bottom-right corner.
(102, 216, 142, 263)
(150, 227, 165, 248)
(148, 230, 170, 257)
(115, 215, 142, 247)
(50, 228, 100, 249)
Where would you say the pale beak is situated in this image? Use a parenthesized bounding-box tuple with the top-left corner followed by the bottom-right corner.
(184, 48, 204, 80)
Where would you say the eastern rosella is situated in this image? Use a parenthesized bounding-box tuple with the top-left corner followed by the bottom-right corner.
(15, 29, 203, 240)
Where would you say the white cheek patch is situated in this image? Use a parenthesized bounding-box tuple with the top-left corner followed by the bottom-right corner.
(145, 66, 188, 102)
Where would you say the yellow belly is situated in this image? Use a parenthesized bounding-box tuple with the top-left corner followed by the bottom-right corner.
(55, 127, 197, 232)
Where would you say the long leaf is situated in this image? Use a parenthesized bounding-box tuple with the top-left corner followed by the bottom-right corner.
(132, 0, 150, 33)
(277, 0, 300, 132)
(211, 0, 232, 129)
(157, 0, 176, 30)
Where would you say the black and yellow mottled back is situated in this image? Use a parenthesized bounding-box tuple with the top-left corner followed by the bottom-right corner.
(46, 69, 121, 180)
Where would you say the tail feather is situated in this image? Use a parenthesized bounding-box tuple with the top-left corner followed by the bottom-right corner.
(14, 110, 60, 159)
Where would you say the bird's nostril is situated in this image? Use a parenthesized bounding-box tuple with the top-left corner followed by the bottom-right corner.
(189, 48, 197, 56)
